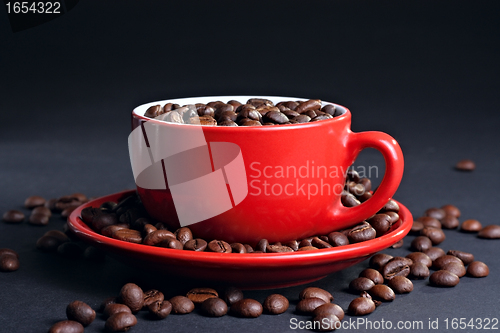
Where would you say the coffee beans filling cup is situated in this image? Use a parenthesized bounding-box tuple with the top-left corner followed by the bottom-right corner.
(130, 96, 404, 244)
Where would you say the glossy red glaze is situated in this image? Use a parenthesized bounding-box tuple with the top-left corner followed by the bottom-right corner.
(68, 190, 412, 289)
(131, 96, 404, 244)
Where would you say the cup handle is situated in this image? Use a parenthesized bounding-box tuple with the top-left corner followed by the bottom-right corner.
(331, 130, 404, 227)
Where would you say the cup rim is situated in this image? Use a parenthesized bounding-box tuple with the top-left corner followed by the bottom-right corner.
(132, 95, 351, 129)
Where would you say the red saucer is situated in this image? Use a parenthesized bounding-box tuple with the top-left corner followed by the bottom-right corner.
(68, 190, 412, 289)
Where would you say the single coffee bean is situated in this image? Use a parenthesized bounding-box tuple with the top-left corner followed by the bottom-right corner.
(169, 296, 195, 314)
(0, 253, 19, 272)
(36, 236, 63, 252)
(144, 104, 163, 118)
(350, 277, 375, 292)
(341, 192, 361, 207)
(406, 252, 432, 267)
(441, 204, 461, 218)
(455, 159, 475, 171)
(2, 210, 25, 223)
(299, 287, 334, 303)
(24, 195, 46, 208)
(283, 240, 299, 251)
(425, 207, 446, 220)
(142, 223, 157, 236)
(387, 276, 413, 294)
(442, 262, 466, 278)
(92, 213, 118, 231)
(230, 299, 263, 318)
(410, 236, 433, 252)
(311, 237, 332, 249)
(430, 270, 460, 287)
(383, 199, 400, 212)
(369, 253, 393, 270)
(311, 114, 334, 121)
(367, 214, 392, 237)
(417, 216, 441, 229)
(327, 232, 349, 247)
(147, 300, 172, 319)
(385, 211, 400, 224)
(478, 225, 500, 239)
(409, 262, 430, 279)
(312, 314, 340, 332)
(228, 243, 245, 253)
(57, 242, 83, 259)
(440, 215, 459, 229)
(348, 297, 376, 316)
(368, 285, 395, 302)
(223, 287, 244, 305)
(143, 230, 176, 246)
(410, 221, 424, 233)
(467, 261, 489, 277)
(0, 248, 18, 258)
(66, 300, 96, 326)
(196, 104, 215, 117)
(48, 320, 84, 333)
(255, 239, 268, 252)
(433, 255, 463, 270)
(105, 312, 137, 332)
(186, 287, 218, 305)
(295, 99, 322, 113)
(313, 303, 344, 321)
(263, 294, 289, 315)
(201, 297, 228, 317)
(112, 228, 142, 244)
(99, 297, 117, 313)
(104, 304, 131, 318)
(175, 227, 193, 245)
(382, 257, 412, 280)
(143, 289, 164, 308)
(461, 219, 482, 232)
(207, 240, 232, 253)
(119, 283, 144, 313)
(447, 250, 474, 265)
(80, 207, 101, 225)
(296, 297, 327, 314)
(423, 247, 446, 261)
(101, 225, 128, 238)
(240, 119, 262, 126)
(32, 206, 52, 217)
(391, 240, 403, 249)
(359, 268, 384, 284)
(184, 238, 208, 251)
(348, 222, 376, 243)
(267, 244, 294, 253)
(420, 227, 446, 245)
(297, 246, 319, 251)
(29, 213, 49, 226)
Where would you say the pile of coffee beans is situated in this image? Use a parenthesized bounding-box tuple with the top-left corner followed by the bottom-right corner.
(143, 98, 343, 126)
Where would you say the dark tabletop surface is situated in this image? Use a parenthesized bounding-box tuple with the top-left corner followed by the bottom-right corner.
(1, 1, 500, 332)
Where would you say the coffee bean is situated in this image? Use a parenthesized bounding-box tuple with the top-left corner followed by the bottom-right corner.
(148, 300, 172, 319)
(296, 99, 322, 113)
(313, 303, 344, 321)
(369, 253, 393, 270)
(112, 228, 142, 244)
(433, 255, 463, 270)
(283, 240, 299, 251)
(406, 252, 432, 267)
(368, 285, 395, 302)
(420, 227, 446, 245)
(383, 199, 400, 212)
(442, 262, 466, 278)
(247, 98, 273, 108)
(222, 287, 243, 305)
(80, 207, 100, 225)
(385, 211, 400, 224)
(99, 297, 117, 313)
(240, 119, 263, 126)
(348, 222, 376, 243)
(144, 104, 163, 118)
(410, 236, 433, 252)
(341, 192, 361, 207)
(2, 210, 25, 223)
(143, 230, 176, 246)
(201, 298, 228, 317)
(169, 296, 195, 314)
(359, 268, 384, 284)
(256, 239, 269, 252)
(391, 239, 403, 249)
(312, 313, 341, 332)
(119, 283, 144, 313)
(367, 214, 392, 237)
(66, 300, 96, 326)
(143, 289, 164, 308)
(411, 221, 424, 233)
(423, 247, 446, 261)
(478, 225, 500, 239)
(186, 287, 218, 305)
(382, 257, 412, 280)
(101, 225, 128, 238)
(104, 304, 131, 318)
(29, 213, 49, 226)
(296, 297, 327, 314)
(387, 276, 413, 293)
(174, 227, 193, 245)
(417, 216, 441, 229)
(267, 244, 294, 253)
(48, 320, 84, 333)
(299, 287, 334, 303)
(57, 242, 83, 259)
(447, 250, 474, 265)
(24, 195, 46, 209)
(455, 159, 475, 171)
(425, 207, 446, 220)
(207, 240, 231, 253)
(184, 238, 208, 251)
(0, 252, 19, 272)
(263, 294, 289, 314)
(311, 237, 332, 249)
(0, 248, 19, 258)
(37, 235, 63, 252)
(231, 299, 263, 318)
(441, 204, 461, 218)
(350, 277, 375, 292)
(92, 213, 118, 231)
(105, 312, 137, 332)
(430, 270, 460, 287)
(467, 261, 489, 277)
(327, 232, 349, 247)
(297, 246, 319, 251)
(461, 219, 482, 232)
(409, 262, 430, 279)
(348, 297, 376, 316)
(100, 201, 118, 213)
(440, 215, 459, 229)
(196, 104, 215, 117)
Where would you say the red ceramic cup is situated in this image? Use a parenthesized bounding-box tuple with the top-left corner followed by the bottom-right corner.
(130, 96, 404, 245)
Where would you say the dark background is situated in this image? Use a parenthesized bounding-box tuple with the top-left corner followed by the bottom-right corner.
(1, 1, 499, 332)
